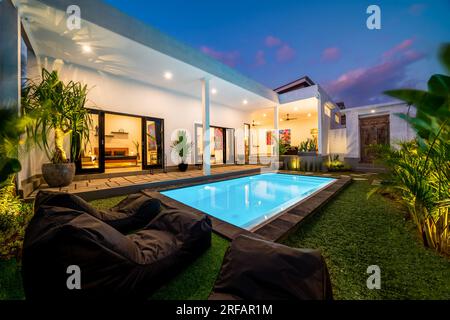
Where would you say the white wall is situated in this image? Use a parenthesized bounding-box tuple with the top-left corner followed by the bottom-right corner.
(343, 103, 416, 159)
(20, 57, 253, 181)
(328, 128, 347, 158)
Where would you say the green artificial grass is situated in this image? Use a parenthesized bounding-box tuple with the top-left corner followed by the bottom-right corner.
(1, 181, 449, 300)
(283, 181, 450, 300)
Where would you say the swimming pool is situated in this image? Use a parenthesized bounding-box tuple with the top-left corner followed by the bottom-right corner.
(161, 173, 335, 230)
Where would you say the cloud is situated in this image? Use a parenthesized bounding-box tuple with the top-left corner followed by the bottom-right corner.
(324, 39, 425, 107)
(276, 44, 296, 62)
(322, 47, 341, 62)
(265, 35, 282, 48)
(255, 50, 266, 66)
(409, 3, 426, 16)
(382, 38, 414, 59)
(200, 46, 240, 67)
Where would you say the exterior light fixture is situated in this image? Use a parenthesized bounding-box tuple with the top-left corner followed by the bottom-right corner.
(164, 72, 173, 80)
(82, 45, 92, 53)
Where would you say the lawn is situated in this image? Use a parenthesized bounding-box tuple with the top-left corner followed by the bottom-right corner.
(1, 180, 449, 300)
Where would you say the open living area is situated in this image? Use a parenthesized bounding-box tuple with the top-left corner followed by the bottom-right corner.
(0, 0, 449, 307)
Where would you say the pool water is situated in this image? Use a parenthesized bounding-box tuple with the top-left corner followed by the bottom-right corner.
(161, 173, 335, 230)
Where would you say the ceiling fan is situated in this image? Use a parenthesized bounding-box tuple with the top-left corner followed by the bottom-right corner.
(251, 120, 261, 127)
(282, 113, 298, 121)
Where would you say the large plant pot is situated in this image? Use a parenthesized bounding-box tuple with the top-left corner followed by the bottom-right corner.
(42, 163, 75, 187)
(178, 163, 189, 172)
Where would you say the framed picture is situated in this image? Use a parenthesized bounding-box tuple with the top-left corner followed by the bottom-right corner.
(279, 129, 291, 144)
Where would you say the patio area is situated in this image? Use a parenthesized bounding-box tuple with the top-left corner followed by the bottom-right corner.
(28, 165, 265, 200)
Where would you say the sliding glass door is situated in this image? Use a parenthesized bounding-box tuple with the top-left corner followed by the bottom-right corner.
(77, 110, 164, 174)
(142, 117, 164, 169)
(194, 123, 235, 165)
(76, 110, 104, 174)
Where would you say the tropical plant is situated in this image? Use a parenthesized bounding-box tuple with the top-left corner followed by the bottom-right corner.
(371, 44, 450, 255)
(325, 154, 350, 172)
(298, 138, 318, 152)
(0, 108, 29, 186)
(21, 68, 92, 164)
(170, 130, 192, 164)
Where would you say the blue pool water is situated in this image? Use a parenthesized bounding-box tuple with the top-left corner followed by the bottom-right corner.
(161, 173, 335, 230)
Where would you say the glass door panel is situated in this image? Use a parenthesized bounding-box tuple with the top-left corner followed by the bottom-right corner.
(225, 128, 235, 164)
(142, 118, 163, 169)
(244, 124, 250, 164)
(76, 111, 104, 173)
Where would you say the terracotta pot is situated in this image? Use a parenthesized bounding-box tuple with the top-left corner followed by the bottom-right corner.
(42, 163, 76, 187)
(178, 163, 189, 172)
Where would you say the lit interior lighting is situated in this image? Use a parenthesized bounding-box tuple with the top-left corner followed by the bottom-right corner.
(211, 88, 217, 95)
(164, 72, 173, 80)
(371, 109, 376, 113)
(263, 113, 267, 117)
(307, 113, 312, 117)
(243, 99, 248, 105)
(294, 107, 298, 111)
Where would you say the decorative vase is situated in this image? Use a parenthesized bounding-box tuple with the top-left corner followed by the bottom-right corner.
(42, 163, 76, 187)
(178, 162, 188, 172)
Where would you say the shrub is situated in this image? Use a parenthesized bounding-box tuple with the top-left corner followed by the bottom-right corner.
(371, 44, 450, 255)
(0, 176, 33, 260)
(325, 155, 351, 172)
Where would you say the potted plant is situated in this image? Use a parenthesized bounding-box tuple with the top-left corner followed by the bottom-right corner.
(170, 130, 192, 172)
(22, 69, 91, 187)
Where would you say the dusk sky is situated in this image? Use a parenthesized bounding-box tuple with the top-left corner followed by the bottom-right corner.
(104, 0, 450, 107)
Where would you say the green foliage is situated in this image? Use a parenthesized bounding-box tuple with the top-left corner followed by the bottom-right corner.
(21, 68, 92, 164)
(298, 138, 318, 152)
(325, 154, 351, 172)
(373, 43, 450, 255)
(0, 176, 33, 260)
(0, 109, 31, 187)
(170, 130, 192, 164)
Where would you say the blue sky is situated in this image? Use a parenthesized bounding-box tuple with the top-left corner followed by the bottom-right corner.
(104, 0, 450, 107)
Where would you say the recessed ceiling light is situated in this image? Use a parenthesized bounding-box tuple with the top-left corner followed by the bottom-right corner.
(211, 88, 217, 95)
(307, 113, 312, 117)
(82, 45, 92, 53)
(280, 118, 283, 122)
(294, 107, 298, 111)
(243, 99, 248, 105)
(164, 72, 173, 80)
(263, 113, 267, 117)
(371, 109, 376, 113)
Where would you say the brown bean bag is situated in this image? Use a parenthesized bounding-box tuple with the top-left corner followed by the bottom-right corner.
(34, 191, 161, 233)
(22, 205, 212, 300)
(209, 234, 333, 300)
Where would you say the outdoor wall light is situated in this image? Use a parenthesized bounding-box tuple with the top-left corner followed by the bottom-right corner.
(82, 45, 92, 53)
(164, 72, 173, 80)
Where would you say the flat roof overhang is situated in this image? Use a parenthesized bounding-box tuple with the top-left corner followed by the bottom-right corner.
(13, 0, 279, 111)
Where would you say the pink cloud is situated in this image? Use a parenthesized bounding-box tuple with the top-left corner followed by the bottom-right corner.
(383, 39, 414, 59)
(324, 40, 425, 107)
(200, 46, 240, 67)
(276, 44, 295, 62)
(265, 35, 282, 47)
(255, 50, 266, 66)
(322, 47, 341, 62)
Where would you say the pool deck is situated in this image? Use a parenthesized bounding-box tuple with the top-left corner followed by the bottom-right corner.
(143, 170, 356, 242)
(28, 165, 264, 201)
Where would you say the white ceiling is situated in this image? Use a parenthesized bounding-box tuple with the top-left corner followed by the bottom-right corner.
(16, 0, 277, 111)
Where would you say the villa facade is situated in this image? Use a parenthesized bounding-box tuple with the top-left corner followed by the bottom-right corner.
(1, 0, 415, 197)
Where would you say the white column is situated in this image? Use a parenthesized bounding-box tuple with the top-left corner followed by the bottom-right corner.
(0, 0, 21, 108)
(317, 93, 323, 155)
(202, 78, 211, 176)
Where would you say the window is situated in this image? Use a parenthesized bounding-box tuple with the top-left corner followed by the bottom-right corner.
(335, 114, 340, 124)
